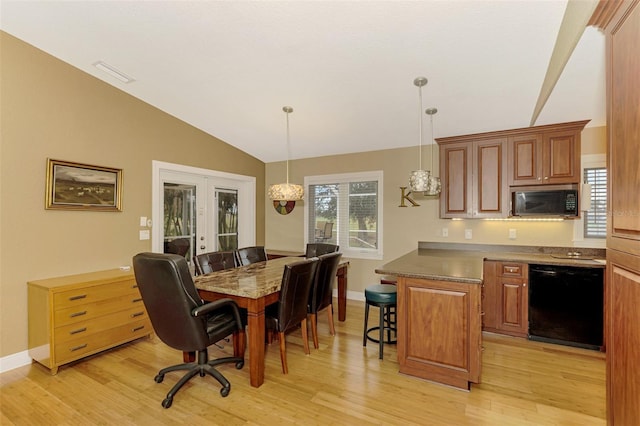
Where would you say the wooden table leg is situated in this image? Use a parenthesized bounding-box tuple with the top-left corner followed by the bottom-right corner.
(246, 299, 266, 387)
(337, 264, 348, 322)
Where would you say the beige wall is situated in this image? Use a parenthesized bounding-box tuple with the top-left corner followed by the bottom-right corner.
(266, 125, 607, 296)
(0, 32, 265, 357)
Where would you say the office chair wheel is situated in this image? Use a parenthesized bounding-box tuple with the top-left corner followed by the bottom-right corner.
(154, 374, 164, 383)
(220, 385, 230, 397)
(235, 360, 244, 369)
(162, 397, 173, 408)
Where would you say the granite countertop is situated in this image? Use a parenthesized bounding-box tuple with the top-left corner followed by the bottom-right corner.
(375, 243, 606, 284)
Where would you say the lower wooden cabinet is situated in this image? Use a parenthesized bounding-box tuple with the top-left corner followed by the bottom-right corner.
(482, 261, 529, 337)
(28, 269, 151, 374)
(396, 276, 482, 390)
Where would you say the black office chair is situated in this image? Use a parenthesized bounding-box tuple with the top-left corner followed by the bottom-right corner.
(265, 258, 319, 374)
(235, 246, 267, 266)
(193, 250, 238, 275)
(305, 243, 339, 258)
(132, 253, 245, 408)
(307, 252, 342, 349)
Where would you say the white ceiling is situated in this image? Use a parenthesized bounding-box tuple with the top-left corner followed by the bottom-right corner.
(0, 1, 605, 163)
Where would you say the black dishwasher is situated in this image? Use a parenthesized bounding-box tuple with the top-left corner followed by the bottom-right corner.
(528, 264, 604, 350)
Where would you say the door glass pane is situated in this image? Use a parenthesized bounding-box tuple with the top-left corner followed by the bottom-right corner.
(163, 183, 195, 261)
(217, 188, 238, 250)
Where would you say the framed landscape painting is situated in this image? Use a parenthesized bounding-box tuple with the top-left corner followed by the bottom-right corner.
(45, 159, 123, 211)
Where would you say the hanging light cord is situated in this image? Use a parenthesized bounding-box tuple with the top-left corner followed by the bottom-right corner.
(429, 112, 434, 171)
(284, 106, 292, 185)
(418, 85, 423, 170)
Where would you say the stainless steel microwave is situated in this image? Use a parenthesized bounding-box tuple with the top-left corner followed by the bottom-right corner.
(511, 186, 579, 217)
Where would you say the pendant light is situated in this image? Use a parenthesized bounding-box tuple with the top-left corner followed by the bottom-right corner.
(268, 106, 304, 201)
(409, 77, 431, 192)
(424, 108, 441, 196)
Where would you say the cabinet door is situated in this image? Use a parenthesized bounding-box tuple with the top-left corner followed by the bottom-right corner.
(473, 138, 508, 218)
(440, 142, 472, 218)
(508, 134, 543, 185)
(543, 130, 581, 184)
(497, 277, 528, 337)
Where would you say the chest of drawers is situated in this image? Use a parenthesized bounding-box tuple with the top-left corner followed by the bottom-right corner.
(28, 269, 151, 374)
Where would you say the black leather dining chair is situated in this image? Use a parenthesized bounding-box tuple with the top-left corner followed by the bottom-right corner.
(265, 258, 319, 374)
(132, 252, 245, 408)
(307, 252, 342, 349)
(193, 250, 238, 275)
(305, 243, 339, 258)
(235, 246, 267, 266)
(164, 238, 191, 258)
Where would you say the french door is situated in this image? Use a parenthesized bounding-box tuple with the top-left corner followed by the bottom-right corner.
(152, 161, 256, 267)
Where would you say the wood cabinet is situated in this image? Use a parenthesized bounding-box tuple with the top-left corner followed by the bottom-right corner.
(508, 126, 583, 186)
(437, 120, 588, 219)
(482, 261, 528, 338)
(591, 0, 640, 423)
(439, 137, 508, 218)
(28, 269, 151, 374)
(396, 276, 482, 390)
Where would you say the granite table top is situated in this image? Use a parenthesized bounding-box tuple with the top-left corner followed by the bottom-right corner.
(195, 256, 349, 299)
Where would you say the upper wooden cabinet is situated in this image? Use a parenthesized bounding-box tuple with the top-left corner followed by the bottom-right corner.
(437, 120, 589, 219)
(508, 126, 583, 186)
(439, 137, 508, 219)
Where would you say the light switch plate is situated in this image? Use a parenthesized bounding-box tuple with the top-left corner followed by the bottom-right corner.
(139, 216, 147, 227)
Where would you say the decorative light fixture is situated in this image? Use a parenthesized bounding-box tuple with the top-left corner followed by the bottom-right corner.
(408, 77, 431, 192)
(423, 108, 441, 196)
(268, 106, 304, 205)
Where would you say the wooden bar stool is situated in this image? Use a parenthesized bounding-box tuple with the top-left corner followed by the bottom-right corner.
(363, 284, 397, 359)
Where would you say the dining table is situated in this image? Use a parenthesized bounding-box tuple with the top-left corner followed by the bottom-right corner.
(193, 256, 349, 388)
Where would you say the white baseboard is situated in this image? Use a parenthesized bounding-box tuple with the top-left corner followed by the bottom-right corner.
(0, 350, 31, 374)
(332, 289, 365, 302)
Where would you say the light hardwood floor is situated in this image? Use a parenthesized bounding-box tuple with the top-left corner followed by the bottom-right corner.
(1, 299, 605, 425)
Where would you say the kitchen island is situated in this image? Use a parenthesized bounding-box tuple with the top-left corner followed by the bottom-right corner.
(376, 243, 606, 390)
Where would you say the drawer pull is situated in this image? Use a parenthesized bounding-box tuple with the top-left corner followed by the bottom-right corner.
(68, 294, 87, 301)
(480, 311, 486, 316)
(132, 284, 139, 289)
(132, 325, 145, 332)
(70, 344, 88, 352)
(131, 311, 144, 318)
(69, 327, 87, 335)
(132, 298, 143, 303)
(69, 311, 87, 318)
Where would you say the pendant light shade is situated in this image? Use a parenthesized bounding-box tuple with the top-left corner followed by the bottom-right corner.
(268, 106, 304, 201)
(409, 77, 432, 192)
(423, 108, 441, 196)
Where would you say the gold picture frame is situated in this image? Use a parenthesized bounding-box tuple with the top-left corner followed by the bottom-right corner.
(45, 159, 123, 211)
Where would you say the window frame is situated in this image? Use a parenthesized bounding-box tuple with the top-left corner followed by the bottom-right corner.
(573, 154, 606, 248)
(304, 171, 384, 260)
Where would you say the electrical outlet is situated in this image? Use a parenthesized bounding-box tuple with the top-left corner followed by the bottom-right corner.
(442, 228, 449, 237)
(465, 229, 472, 240)
(509, 228, 517, 239)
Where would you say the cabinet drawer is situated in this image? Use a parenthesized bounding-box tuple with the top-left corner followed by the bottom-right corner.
(53, 279, 140, 310)
(54, 305, 148, 344)
(498, 262, 527, 278)
(54, 319, 151, 364)
(54, 294, 146, 327)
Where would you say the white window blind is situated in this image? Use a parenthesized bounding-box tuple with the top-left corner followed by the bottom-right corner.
(305, 171, 383, 260)
(583, 167, 607, 238)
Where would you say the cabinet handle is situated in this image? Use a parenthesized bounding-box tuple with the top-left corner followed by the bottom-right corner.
(69, 311, 87, 318)
(544, 176, 549, 180)
(537, 177, 542, 181)
(69, 327, 87, 335)
(132, 298, 143, 303)
(132, 284, 139, 289)
(68, 294, 87, 301)
(69, 344, 87, 352)
(132, 325, 145, 332)
(523, 283, 527, 287)
(131, 311, 144, 318)
(480, 311, 485, 316)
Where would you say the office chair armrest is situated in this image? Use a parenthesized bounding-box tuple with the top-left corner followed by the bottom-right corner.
(192, 298, 243, 328)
